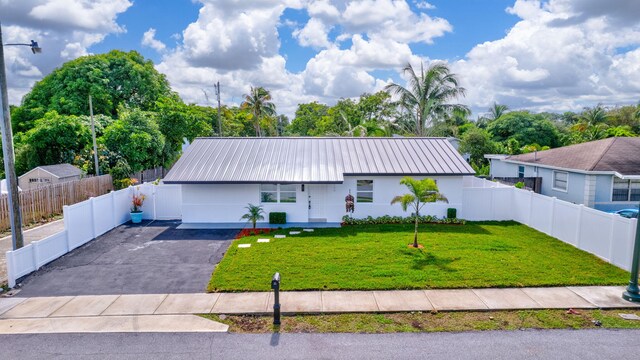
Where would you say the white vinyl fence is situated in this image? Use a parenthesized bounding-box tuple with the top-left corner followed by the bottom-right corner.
(5, 183, 181, 287)
(461, 178, 637, 272)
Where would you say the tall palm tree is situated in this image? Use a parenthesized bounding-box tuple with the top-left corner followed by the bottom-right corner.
(240, 203, 265, 229)
(391, 177, 448, 248)
(385, 62, 468, 136)
(241, 86, 276, 137)
(489, 102, 509, 121)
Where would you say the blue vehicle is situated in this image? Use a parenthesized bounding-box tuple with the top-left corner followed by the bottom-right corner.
(612, 209, 639, 219)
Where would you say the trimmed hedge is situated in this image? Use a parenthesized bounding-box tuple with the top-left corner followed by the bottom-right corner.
(447, 208, 457, 219)
(342, 215, 465, 225)
(269, 212, 286, 224)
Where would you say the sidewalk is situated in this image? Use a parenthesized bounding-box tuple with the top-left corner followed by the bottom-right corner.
(1, 286, 638, 334)
(0, 220, 65, 285)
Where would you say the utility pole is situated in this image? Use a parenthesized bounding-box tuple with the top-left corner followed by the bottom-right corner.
(214, 81, 222, 136)
(0, 23, 24, 249)
(89, 95, 99, 176)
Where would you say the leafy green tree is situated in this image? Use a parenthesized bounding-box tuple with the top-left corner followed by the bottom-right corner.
(16, 111, 91, 173)
(155, 98, 213, 162)
(13, 50, 175, 131)
(385, 62, 468, 136)
(240, 204, 265, 229)
(486, 111, 561, 148)
(287, 102, 329, 135)
(102, 108, 165, 172)
(241, 87, 276, 136)
(459, 126, 498, 168)
(391, 177, 448, 248)
(580, 105, 608, 125)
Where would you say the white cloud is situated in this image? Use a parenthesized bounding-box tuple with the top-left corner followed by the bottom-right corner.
(1, 0, 132, 104)
(142, 28, 167, 53)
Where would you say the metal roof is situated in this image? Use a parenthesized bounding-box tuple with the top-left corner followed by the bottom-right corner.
(163, 137, 475, 184)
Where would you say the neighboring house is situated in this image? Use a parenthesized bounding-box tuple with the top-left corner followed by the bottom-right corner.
(163, 137, 475, 225)
(486, 137, 640, 212)
(18, 164, 84, 191)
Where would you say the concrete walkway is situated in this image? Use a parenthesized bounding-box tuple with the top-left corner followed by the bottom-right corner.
(0, 220, 65, 284)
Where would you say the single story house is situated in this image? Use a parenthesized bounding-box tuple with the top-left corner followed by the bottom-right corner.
(18, 164, 84, 191)
(486, 137, 640, 212)
(163, 137, 475, 225)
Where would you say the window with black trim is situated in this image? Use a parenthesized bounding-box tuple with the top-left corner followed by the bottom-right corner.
(357, 180, 373, 203)
(518, 166, 525, 178)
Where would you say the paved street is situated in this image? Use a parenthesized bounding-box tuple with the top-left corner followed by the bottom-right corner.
(1, 329, 638, 359)
(0, 220, 65, 284)
(16, 221, 238, 297)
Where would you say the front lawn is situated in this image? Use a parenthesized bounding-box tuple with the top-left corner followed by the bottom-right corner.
(208, 221, 629, 292)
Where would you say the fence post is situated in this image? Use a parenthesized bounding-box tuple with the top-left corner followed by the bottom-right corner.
(607, 215, 616, 262)
(575, 204, 584, 248)
(110, 191, 117, 228)
(6, 250, 15, 288)
(90, 197, 97, 239)
(63, 205, 71, 252)
(527, 191, 534, 226)
(548, 197, 556, 236)
(32, 241, 40, 269)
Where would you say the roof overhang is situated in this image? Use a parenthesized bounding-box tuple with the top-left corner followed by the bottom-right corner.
(498, 158, 640, 178)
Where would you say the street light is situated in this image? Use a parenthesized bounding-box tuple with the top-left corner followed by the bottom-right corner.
(0, 22, 42, 251)
(622, 215, 640, 302)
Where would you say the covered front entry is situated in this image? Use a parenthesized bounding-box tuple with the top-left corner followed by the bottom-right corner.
(307, 184, 328, 222)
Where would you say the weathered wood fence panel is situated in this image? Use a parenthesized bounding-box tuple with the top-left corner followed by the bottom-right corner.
(0, 175, 113, 232)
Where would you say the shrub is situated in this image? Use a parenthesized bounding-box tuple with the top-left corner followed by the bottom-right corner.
(447, 208, 457, 219)
(515, 181, 525, 189)
(269, 212, 286, 224)
(341, 215, 465, 226)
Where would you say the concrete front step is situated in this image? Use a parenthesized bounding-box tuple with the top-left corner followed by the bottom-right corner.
(1, 287, 639, 320)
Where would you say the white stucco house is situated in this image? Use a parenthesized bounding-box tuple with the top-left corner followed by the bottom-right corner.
(163, 137, 475, 226)
(486, 137, 640, 212)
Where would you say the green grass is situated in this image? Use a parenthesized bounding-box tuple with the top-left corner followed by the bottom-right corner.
(202, 309, 640, 333)
(208, 221, 630, 292)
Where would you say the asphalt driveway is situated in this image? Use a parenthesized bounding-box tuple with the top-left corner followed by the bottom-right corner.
(16, 221, 238, 297)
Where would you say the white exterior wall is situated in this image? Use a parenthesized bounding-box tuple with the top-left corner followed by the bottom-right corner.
(181, 176, 463, 224)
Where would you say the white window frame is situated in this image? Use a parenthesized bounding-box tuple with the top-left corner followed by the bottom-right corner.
(356, 180, 374, 203)
(611, 177, 640, 202)
(552, 171, 568, 192)
(260, 184, 297, 204)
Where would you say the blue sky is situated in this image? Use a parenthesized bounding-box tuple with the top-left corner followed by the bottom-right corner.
(3, 0, 640, 117)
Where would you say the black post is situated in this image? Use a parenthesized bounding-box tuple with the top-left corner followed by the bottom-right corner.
(623, 213, 640, 302)
(271, 272, 281, 325)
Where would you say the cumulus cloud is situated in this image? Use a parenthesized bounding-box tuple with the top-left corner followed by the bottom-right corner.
(1, 0, 132, 104)
(142, 28, 167, 52)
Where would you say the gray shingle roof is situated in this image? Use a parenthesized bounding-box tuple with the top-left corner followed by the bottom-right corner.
(38, 164, 83, 178)
(505, 137, 640, 175)
(164, 137, 475, 184)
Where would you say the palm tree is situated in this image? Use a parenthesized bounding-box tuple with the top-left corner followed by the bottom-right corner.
(385, 62, 468, 136)
(240, 203, 265, 229)
(580, 105, 608, 125)
(241, 86, 276, 137)
(391, 177, 448, 248)
(489, 102, 509, 121)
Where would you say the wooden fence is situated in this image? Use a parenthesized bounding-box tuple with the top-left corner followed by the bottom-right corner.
(0, 175, 113, 232)
(130, 166, 170, 184)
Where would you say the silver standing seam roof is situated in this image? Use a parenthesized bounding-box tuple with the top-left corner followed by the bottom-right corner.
(163, 137, 475, 184)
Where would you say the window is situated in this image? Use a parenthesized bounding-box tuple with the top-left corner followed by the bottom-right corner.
(518, 166, 525, 178)
(260, 184, 297, 203)
(279, 184, 297, 203)
(553, 171, 568, 191)
(29, 178, 50, 183)
(357, 180, 373, 203)
(612, 178, 640, 202)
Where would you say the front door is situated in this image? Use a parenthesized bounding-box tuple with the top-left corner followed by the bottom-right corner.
(307, 185, 327, 222)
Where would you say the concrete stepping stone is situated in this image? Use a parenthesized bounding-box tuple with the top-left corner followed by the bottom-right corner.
(238, 244, 251, 248)
(289, 231, 301, 235)
(303, 229, 314, 232)
(274, 235, 286, 238)
(257, 239, 270, 243)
